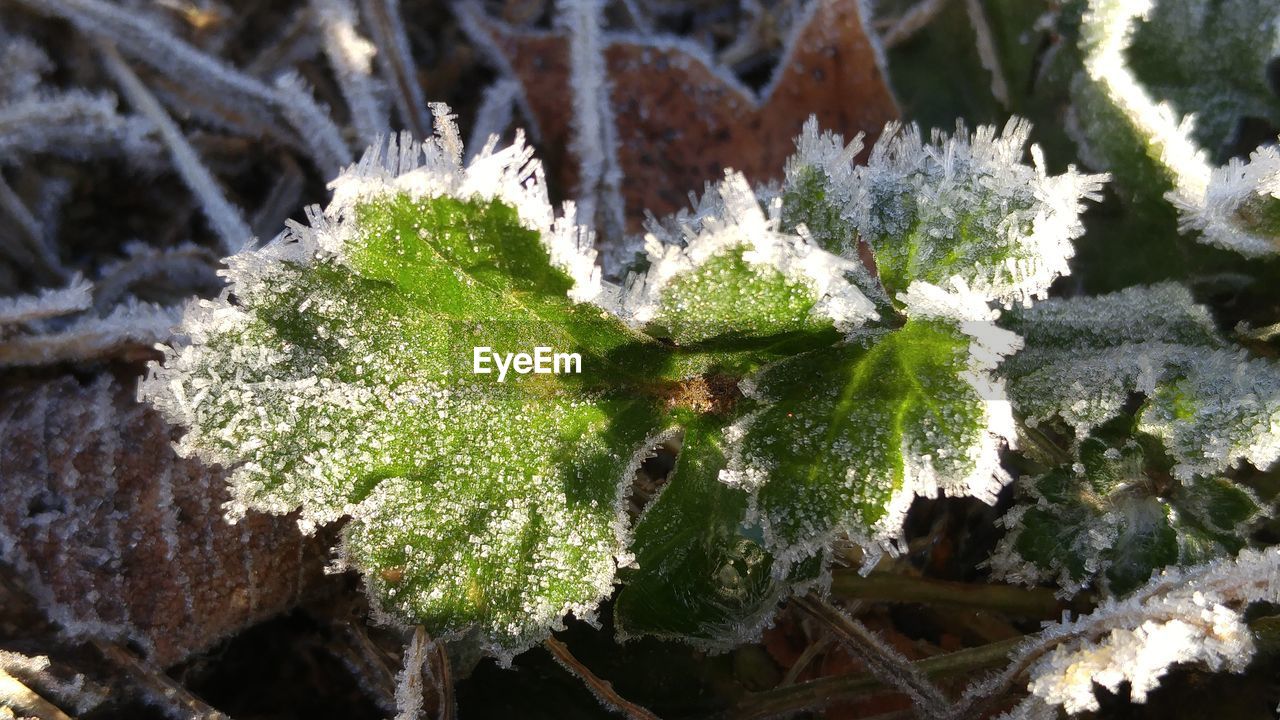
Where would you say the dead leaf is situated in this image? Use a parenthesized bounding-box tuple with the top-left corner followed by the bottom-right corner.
(0, 374, 328, 667)
(461, 0, 899, 226)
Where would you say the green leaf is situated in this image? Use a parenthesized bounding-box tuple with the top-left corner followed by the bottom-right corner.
(1002, 282, 1280, 479)
(143, 133, 671, 658)
(621, 171, 875, 375)
(1126, 0, 1280, 161)
(781, 118, 1105, 307)
(722, 314, 1019, 567)
(993, 426, 1261, 596)
(614, 417, 792, 649)
(1067, 0, 1280, 257)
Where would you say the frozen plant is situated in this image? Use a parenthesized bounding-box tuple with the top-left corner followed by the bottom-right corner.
(140, 106, 1103, 659)
(992, 283, 1280, 595)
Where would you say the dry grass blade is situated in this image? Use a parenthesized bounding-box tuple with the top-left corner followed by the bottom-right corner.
(97, 42, 251, 255)
(543, 637, 660, 720)
(0, 175, 66, 284)
(358, 0, 432, 137)
(94, 642, 229, 720)
(311, 0, 390, 144)
(16, 0, 352, 175)
(793, 595, 951, 718)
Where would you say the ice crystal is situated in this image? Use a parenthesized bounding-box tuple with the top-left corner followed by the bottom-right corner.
(1068, 0, 1280, 256)
(1002, 283, 1280, 480)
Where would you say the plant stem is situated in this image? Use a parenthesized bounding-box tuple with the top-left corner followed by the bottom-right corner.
(830, 571, 1066, 617)
(730, 636, 1022, 720)
(543, 637, 660, 720)
(793, 595, 950, 718)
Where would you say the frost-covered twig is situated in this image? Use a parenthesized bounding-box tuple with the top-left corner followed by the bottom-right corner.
(94, 241, 222, 309)
(0, 651, 108, 717)
(94, 641, 229, 720)
(0, 298, 178, 366)
(794, 595, 951, 718)
(830, 570, 1064, 617)
(311, 0, 389, 145)
(880, 0, 952, 48)
(0, 90, 157, 162)
(16, 0, 352, 176)
(394, 626, 432, 720)
(557, 0, 627, 243)
(465, 78, 519, 163)
(963, 0, 1009, 107)
(735, 636, 1023, 720)
(0, 173, 67, 282)
(953, 547, 1280, 718)
(98, 42, 251, 255)
(0, 278, 91, 326)
(543, 636, 659, 720)
(358, 0, 432, 137)
(0, 667, 73, 720)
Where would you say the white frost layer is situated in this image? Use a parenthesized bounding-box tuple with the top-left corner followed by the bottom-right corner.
(864, 119, 1106, 307)
(1174, 143, 1280, 257)
(619, 170, 877, 332)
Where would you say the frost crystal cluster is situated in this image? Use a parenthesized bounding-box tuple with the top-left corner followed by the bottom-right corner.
(1068, 0, 1280, 256)
(142, 106, 1103, 656)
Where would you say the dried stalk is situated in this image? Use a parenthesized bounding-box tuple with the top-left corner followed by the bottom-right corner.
(793, 595, 950, 718)
(830, 571, 1065, 617)
(94, 642, 229, 720)
(0, 668, 73, 720)
(543, 637, 660, 720)
(311, 0, 389, 144)
(18, 0, 352, 175)
(358, 0, 432, 137)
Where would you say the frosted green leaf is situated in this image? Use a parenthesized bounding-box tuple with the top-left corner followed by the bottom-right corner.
(721, 287, 1022, 568)
(1126, 0, 1280, 161)
(620, 170, 877, 357)
(1002, 282, 1280, 480)
(142, 123, 670, 659)
(780, 117, 1106, 307)
(141, 108, 1105, 654)
(991, 424, 1262, 596)
(1068, 0, 1280, 256)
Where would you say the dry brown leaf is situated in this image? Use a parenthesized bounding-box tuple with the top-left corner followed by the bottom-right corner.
(462, 0, 899, 225)
(0, 374, 329, 667)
